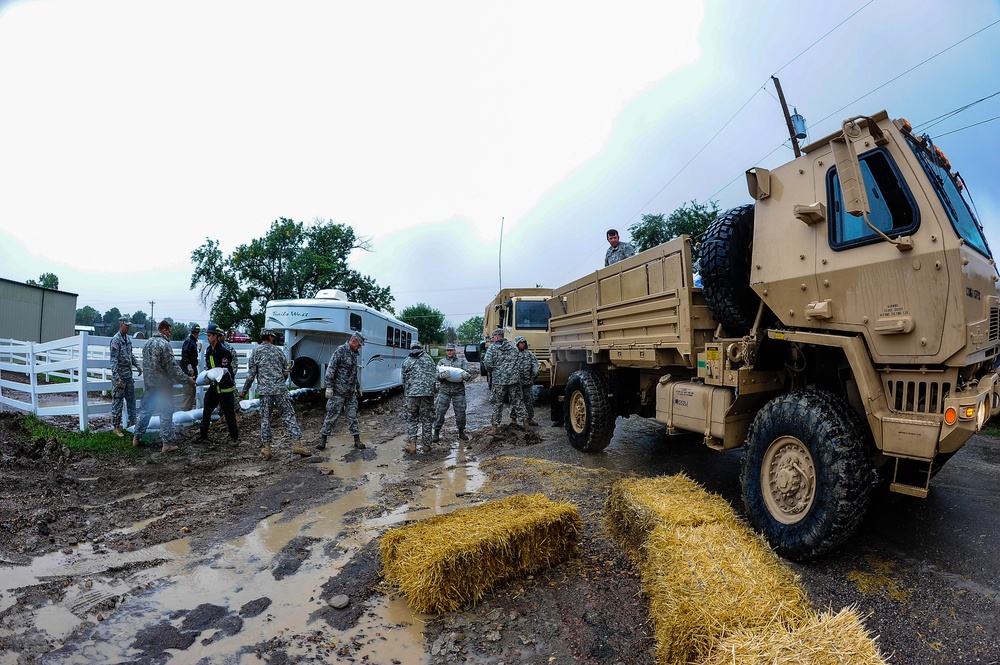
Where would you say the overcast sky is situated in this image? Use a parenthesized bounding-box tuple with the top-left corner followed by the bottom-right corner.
(2, 0, 999, 332)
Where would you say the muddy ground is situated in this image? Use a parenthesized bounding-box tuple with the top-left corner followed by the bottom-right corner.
(3, 374, 1000, 664)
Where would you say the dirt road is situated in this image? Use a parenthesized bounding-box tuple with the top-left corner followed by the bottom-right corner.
(2, 376, 999, 663)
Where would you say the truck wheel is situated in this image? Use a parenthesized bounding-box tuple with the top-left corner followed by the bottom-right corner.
(740, 390, 872, 561)
(700, 204, 759, 336)
(564, 371, 615, 452)
(289, 357, 320, 388)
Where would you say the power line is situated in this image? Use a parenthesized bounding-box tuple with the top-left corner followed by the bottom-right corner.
(772, 0, 875, 76)
(933, 114, 1000, 139)
(912, 89, 1000, 133)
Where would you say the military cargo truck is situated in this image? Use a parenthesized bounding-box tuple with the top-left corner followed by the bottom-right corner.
(479, 287, 554, 385)
(548, 111, 1000, 560)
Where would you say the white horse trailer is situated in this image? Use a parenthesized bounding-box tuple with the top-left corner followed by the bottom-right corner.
(264, 290, 417, 396)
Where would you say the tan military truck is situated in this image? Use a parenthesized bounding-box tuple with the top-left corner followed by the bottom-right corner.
(548, 110, 1000, 560)
(479, 287, 554, 385)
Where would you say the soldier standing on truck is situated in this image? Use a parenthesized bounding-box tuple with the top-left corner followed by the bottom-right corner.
(483, 328, 527, 432)
(432, 343, 472, 443)
(512, 336, 540, 426)
(319, 332, 367, 451)
(605, 228, 636, 266)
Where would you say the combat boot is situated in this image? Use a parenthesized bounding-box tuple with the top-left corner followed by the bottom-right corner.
(292, 443, 312, 457)
(458, 428, 469, 441)
(353, 434, 366, 449)
(113, 426, 124, 438)
(487, 425, 498, 435)
(405, 438, 417, 454)
(317, 434, 328, 451)
(132, 435, 140, 448)
(526, 418, 539, 427)
(431, 428, 440, 443)
(421, 442, 432, 453)
(260, 443, 272, 461)
(161, 443, 179, 454)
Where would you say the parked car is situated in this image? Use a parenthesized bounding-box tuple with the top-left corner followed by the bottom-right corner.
(227, 330, 251, 343)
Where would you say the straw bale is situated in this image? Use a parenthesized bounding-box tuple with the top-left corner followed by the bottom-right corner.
(604, 474, 738, 558)
(379, 493, 582, 614)
(704, 607, 889, 665)
(642, 521, 813, 664)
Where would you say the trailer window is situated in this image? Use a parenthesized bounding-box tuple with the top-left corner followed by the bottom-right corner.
(386, 326, 393, 346)
(405, 332, 412, 348)
(350, 313, 362, 332)
(827, 148, 919, 250)
(514, 300, 550, 331)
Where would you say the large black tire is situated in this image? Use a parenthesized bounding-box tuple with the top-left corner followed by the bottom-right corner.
(289, 356, 320, 388)
(564, 370, 615, 452)
(700, 204, 759, 336)
(740, 390, 873, 561)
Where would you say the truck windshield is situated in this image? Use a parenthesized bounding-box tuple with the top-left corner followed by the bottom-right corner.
(513, 300, 550, 331)
(905, 134, 991, 258)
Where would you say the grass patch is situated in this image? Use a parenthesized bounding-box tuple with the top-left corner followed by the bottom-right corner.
(23, 414, 144, 457)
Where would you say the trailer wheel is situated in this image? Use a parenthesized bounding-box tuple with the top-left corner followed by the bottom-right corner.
(289, 357, 320, 388)
(700, 204, 759, 336)
(564, 370, 615, 452)
(741, 390, 873, 561)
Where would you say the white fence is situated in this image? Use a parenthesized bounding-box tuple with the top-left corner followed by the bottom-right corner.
(0, 332, 261, 432)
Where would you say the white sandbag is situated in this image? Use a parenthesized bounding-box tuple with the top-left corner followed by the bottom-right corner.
(437, 365, 468, 383)
(196, 367, 228, 385)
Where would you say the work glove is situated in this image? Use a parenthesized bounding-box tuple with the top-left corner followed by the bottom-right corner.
(115, 378, 123, 389)
(356, 384, 362, 399)
(325, 387, 334, 400)
(136, 367, 143, 376)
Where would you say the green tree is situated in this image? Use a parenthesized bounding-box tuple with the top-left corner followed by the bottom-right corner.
(76, 306, 101, 326)
(131, 310, 149, 329)
(627, 199, 721, 261)
(400, 303, 446, 344)
(190, 218, 393, 338)
(457, 316, 484, 343)
(102, 307, 122, 328)
(26, 272, 59, 290)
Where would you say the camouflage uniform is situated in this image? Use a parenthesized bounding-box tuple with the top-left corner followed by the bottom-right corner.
(321, 341, 362, 437)
(483, 336, 528, 426)
(605, 241, 636, 266)
(513, 341, 539, 420)
(242, 343, 302, 444)
(134, 332, 189, 444)
(434, 352, 472, 432)
(110, 330, 141, 427)
(402, 347, 437, 447)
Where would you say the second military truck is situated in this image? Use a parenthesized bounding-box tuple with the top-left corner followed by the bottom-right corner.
(547, 110, 1000, 560)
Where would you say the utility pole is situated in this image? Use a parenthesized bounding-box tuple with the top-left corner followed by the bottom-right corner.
(149, 300, 155, 336)
(771, 76, 802, 158)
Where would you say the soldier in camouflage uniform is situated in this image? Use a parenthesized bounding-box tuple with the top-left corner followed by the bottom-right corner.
(133, 320, 196, 453)
(432, 343, 472, 443)
(605, 228, 636, 266)
(512, 336, 540, 426)
(110, 315, 142, 436)
(402, 341, 437, 453)
(483, 328, 527, 433)
(240, 329, 311, 461)
(319, 332, 367, 450)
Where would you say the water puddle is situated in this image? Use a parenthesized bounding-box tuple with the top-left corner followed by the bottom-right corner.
(1, 434, 483, 663)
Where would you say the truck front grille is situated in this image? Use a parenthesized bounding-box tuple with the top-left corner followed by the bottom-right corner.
(990, 305, 1000, 343)
(887, 379, 950, 415)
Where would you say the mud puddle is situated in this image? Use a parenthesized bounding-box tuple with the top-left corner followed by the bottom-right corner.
(0, 435, 484, 663)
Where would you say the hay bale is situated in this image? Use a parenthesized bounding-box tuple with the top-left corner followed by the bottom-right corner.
(642, 521, 813, 664)
(604, 474, 737, 558)
(704, 607, 889, 665)
(379, 493, 582, 614)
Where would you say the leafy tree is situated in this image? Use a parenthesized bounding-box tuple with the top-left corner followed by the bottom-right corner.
(76, 306, 101, 326)
(102, 307, 122, 328)
(457, 316, 484, 343)
(190, 218, 393, 338)
(400, 303, 446, 344)
(444, 326, 457, 344)
(627, 199, 721, 261)
(131, 310, 148, 327)
(26, 272, 59, 290)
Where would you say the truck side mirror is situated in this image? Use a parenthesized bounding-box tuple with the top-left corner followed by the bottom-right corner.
(831, 119, 871, 218)
(464, 344, 481, 362)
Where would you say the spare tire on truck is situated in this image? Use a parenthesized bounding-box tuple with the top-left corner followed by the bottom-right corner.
(700, 204, 760, 337)
(289, 356, 320, 388)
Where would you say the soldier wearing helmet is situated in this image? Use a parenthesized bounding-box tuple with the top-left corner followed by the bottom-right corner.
(109, 314, 143, 437)
(513, 336, 540, 426)
(240, 329, 310, 460)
